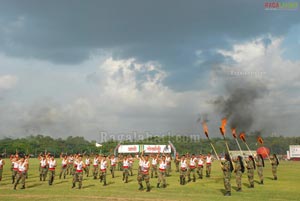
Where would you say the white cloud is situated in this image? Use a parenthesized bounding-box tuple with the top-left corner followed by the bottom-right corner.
(0, 74, 17, 90)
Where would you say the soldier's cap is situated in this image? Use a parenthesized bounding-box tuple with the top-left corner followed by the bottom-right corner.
(182, 155, 185, 157)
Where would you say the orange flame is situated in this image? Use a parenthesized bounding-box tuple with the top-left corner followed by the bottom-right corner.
(231, 128, 237, 138)
(219, 118, 227, 136)
(239, 132, 246, 142)
(257, 136, 264, 145)
(202, 122, 209, 138)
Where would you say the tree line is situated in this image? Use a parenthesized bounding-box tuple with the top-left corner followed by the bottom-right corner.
(0, 134, 299, 157)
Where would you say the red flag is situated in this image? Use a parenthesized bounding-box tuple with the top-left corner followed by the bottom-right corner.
(257, 136, 264, 145)
(219, 118, 227, 136)
(231, 128, 237, 138)
(202, 122, 209, 138)
(239, 132, 246, 142)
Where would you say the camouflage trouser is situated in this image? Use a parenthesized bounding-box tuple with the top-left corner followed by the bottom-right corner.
(206, 164, 211, 177)
(166, 163, 171, 176)
(93, 165, 98, 179)
(247, 169, 254, 186)
(180, 168, 187, 184)
(12, 170, 18, 183)
(123, 168, 129, 182)
(40, 167, 48, 181)
(14, 172, 26, 189)
(0, 169, 3, 181)
(110, 165, 116, 178)
(118, 162, 123, 171)
(257, 166, 264, 182)
(129, 165, 133, 176)
(48, 170, 55, 185)
(67, 164, 73, 175)
(235, 170, 242, 189)
(151, 165, 158, 178)
(59, 166, 67, 179)
(73, 171, 83, 188)
(138, 173, 150, 188)
(84, 165, 90, 177)
(175, 162, 179, 172)
(272, 165, 277, 178)
(99, 170, 107, 185)
(158, 171, 166, 186)
(197, 166, 203, 178)
(188, 167, 196, 181)
(223, 171, 231, 192)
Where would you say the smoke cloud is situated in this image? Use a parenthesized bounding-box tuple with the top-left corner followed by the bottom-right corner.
(214, 80, 268, 132)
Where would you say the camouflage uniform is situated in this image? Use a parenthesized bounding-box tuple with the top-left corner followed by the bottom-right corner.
(39, 159, 48, 181)
(246, 159, 255, 188)
(0, 159, 3, 181)
(179, 159, 187, 185)
(138, 159, 151, 192)
(188, 157, 197, 182)
(73, 171, 83, 188)
(234, 161, 243, 191)
(150, 158, 158, 178)
(271, 156, 279, 180)
(255, 156, 264, 184)
(222, 160, 231, 194)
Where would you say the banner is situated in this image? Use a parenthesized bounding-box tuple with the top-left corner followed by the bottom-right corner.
(289, 145, 300, 158)
(143, 145, 171, 153)
(118, 145, 139, 153)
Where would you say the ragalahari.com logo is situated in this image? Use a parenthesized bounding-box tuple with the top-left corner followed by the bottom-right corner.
(264, 1, 299, 10)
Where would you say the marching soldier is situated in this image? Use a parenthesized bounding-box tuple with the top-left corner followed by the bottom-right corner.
(59, 154, 68, 179)
(174, 153, 180, 172)
(157, 155, 167, 188)
(197, 154, 204, 179)
(177, 155, 187, 185)
(271, 154, 279, 180)
(84, 155, 91, 177)
(13, 155, 28, 190)
(99, 155, 108, 186)
(150, 154, 158, 178)
(246, 155, 256, 188)
(165, 154, 172, 176)
(188, 154, 197, 182)
(118, 154, 123, 171)
(39, 154, 48, 181)
(92, 154, 99, 179)
(205, 152, 213, 177)
(122, 155, 130, 183)
(10, 154, 19, 184)
(137, 152, 151, 192)
(221, 153, 233, 196)
(109, 155, 117, 178)
(128, 154, 134, 176)
(47, 154, 57, 185)
(0, 155, 5, 182)
(72, 155, 85, 189)
(255, 154, 265, 184)
(67, 155, 74, 175)
(234, 155, 245, 192)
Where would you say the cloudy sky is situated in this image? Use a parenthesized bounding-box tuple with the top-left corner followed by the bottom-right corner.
(0, 0, 300, 140)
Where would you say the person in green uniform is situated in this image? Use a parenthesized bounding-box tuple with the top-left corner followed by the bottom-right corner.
(137, 152, 151, 192)
(246, 155, 256, 188)
(221, 153, 233, 196)
(234, 155, 245, 192)
(255, 154, 265, 184)
(271, 154, 279, 180)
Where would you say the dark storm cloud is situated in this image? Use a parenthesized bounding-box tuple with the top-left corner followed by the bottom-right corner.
(1, 0, 300, 90)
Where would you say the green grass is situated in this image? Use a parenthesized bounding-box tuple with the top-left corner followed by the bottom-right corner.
(0, 159, 299, 201)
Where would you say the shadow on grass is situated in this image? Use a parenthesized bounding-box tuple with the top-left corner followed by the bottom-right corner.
(232, 186, 239, 191)
(266, 176, 274, 180)
(27, 183, 43, 188)
(55, 180, 69, 184)
(82, 184, 95, 189)
(243, 182, 249, 188)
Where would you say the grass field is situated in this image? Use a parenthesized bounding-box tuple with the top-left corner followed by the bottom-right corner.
(0, 159, 299, 201)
